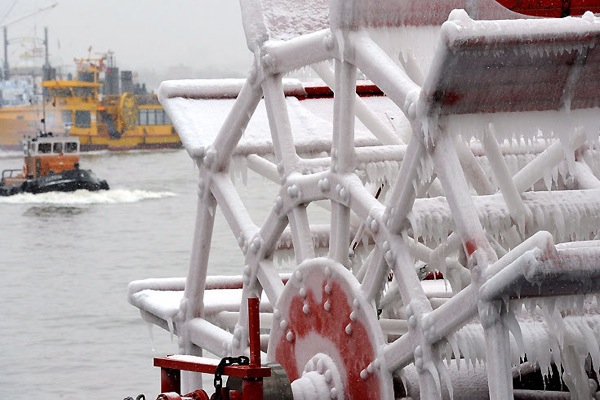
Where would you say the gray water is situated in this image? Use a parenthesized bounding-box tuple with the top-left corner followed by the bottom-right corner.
(0, 149, 268, 399)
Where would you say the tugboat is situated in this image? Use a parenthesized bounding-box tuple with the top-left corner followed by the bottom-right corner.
(0, 132, 109, 196)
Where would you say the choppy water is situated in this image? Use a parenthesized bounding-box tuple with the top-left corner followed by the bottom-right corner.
(0, 149, 265, 399)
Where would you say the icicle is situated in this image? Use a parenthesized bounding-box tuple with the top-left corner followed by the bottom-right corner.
(446, 335, 462, 370)
(167, 316, 175, 341)
(504, 309, 525, 358)
(424, 360, 442, 397)
(436, 358, 454, 400)
(457, 332, 471, 372)
(580, 322, 600, 376)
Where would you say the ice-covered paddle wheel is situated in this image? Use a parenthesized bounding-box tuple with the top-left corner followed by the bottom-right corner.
(129, 1, 600, 399)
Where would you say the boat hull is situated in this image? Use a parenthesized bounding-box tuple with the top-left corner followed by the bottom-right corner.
(0, 168, 109, 196)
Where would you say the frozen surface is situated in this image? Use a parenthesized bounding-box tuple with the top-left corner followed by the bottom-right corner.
(409, 189, 600, 245)
(160, 81, 403, 157)
(260, 0, 329, 40)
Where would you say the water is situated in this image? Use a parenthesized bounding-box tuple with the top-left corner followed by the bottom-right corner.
(0, 149, 267, 399)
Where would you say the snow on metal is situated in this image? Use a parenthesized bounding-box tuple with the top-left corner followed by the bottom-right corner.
(129, 0, 600, 399)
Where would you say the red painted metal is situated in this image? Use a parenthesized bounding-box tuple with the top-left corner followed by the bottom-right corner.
(154, 358, 271, 380)
(160, 366, 182, 393)
(156, 393, 183, 400)
(495, 0, 600, 16)
(184, 390, 210, 400)
(274, 280, 382, 399)
(155, 298, 269, 400)
(247, 297, 261, 368)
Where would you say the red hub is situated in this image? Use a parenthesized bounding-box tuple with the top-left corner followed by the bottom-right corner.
(267, 258, 393, 399)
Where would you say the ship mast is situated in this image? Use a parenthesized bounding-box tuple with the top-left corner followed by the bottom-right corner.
(2, 26, 7, 80)
(0, 1, 58, 81)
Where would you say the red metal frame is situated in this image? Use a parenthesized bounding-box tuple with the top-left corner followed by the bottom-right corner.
(496, 0, 600, 17)
(155, 298, 270, 400)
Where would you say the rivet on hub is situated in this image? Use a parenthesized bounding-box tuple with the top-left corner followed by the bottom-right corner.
(286, 331, 295, 342)
(345, 323, 353, 335)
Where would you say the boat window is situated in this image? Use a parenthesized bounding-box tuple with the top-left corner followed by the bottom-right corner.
(148, 109, 156, 125)
(139, 109, 148, 125)
(38, 143, 51, 153)
(49, 88, 72, 97)
(53, 142, 63, 153)
(61, 110, 73, 124)
(65, 142, 78, 153)
(73, 87, 94, 98)
(156, 110, 165, 125)
(75, 110, 91, 128)
(164, 111, 171, 125)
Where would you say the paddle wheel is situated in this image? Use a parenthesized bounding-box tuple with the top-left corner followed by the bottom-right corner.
(129, 0, 600, 398)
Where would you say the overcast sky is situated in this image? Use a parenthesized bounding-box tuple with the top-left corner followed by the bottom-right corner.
(1, 0, 253, 88)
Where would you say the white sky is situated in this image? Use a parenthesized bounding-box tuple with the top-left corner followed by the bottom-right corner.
(1, 0, 253, 88)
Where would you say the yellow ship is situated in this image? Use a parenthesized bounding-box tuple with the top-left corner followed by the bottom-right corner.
(0, 56, 181, 151)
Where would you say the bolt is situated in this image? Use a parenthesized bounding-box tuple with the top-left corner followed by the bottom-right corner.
(318, 178, 331, 192)
(372, 358, 380, 369)
(330, 388, 337, 399)
(288, 184, 299, 199)
(414, 345, 422, 358)
(367, 363, 374, 374)
(273, 196, 283, 213)
(408, 315, 416, 328)
(345, 323, 353, 335)
(262, 54, 274, 69)
(303, 303, 309, 314)
(317, 359, 325, 374)
(324, 34, 335, 51)
(370, 219, 379, 233)
(382, 241, 390, 253)
(339, 187, 347, 202)
(360, 369, 368, 380)
(286, 331, 294, 342)
(385, 250, 394, 263)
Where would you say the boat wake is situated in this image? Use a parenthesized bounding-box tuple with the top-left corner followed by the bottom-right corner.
(0, 188, 176, 205)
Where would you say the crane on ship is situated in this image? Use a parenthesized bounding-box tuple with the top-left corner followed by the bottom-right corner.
(1, 0, 57, 81)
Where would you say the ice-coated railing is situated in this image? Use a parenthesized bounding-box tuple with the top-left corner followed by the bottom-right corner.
(130, 1, 600, 399)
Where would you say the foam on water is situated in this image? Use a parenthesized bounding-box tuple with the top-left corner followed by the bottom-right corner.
(0, 189, 176, 205)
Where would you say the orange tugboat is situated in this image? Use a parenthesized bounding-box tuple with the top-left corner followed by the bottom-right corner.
(0, 132, 109, 196)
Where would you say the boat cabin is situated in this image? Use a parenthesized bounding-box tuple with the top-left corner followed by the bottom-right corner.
(23, 135, 81, 179)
